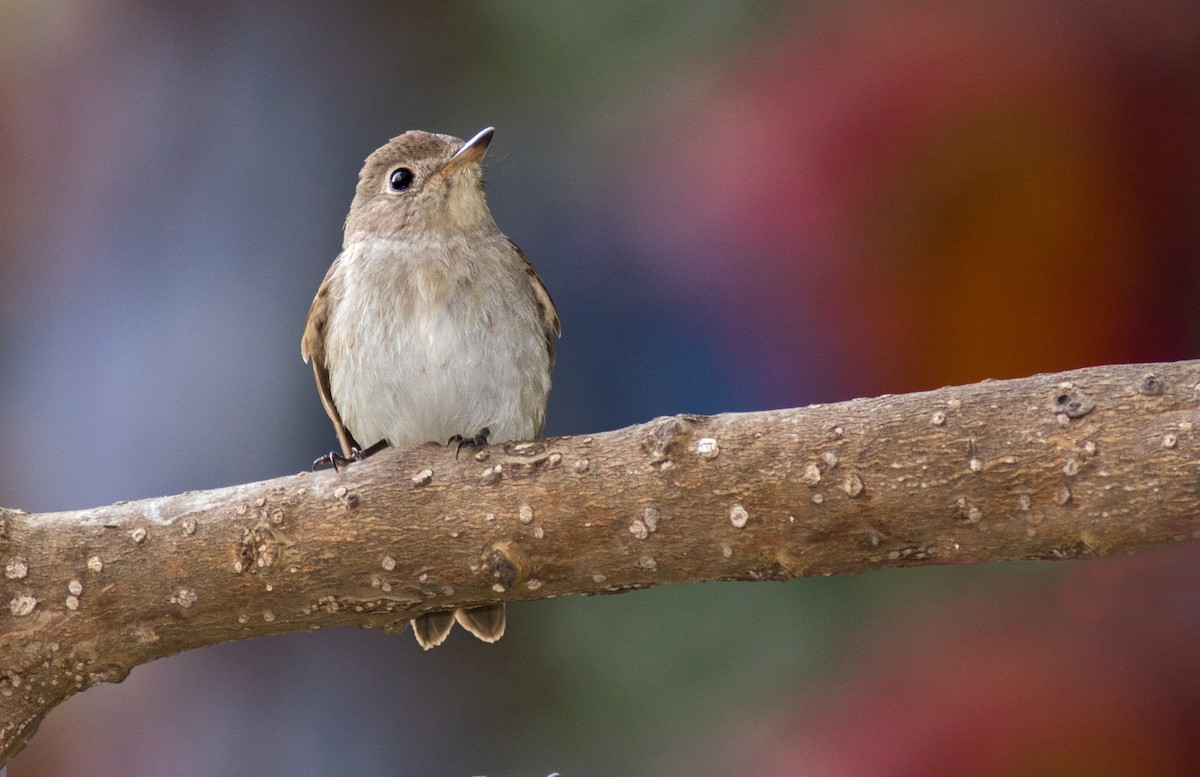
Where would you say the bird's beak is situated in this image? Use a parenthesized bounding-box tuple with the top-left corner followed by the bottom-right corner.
(435, 127, 495, 177)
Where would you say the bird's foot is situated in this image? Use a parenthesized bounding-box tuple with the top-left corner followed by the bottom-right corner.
(311, 450, 352, 472)
(449, 427, 491, 460)
(311, 439, 389, 471)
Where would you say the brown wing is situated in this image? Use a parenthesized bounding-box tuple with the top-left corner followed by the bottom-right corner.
(508, 239, 560, 438)
(509, 238, 560, 359)
(301, 260, 360, 457)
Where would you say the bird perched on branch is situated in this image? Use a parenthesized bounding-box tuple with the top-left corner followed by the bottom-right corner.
(302, 127, 560, 649)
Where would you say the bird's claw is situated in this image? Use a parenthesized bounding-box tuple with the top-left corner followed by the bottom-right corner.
(311, 451, 352, 472)
(449, 427, 491, 460)
(311, 439, 389, 471)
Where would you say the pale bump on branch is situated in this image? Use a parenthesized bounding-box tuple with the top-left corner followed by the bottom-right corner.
(3, 359, 1200, 764)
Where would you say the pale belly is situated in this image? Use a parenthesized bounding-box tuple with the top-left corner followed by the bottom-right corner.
(325, 265, 549, 448)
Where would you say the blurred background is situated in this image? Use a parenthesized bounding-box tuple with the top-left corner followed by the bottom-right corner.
(2, 1, 1199, 775)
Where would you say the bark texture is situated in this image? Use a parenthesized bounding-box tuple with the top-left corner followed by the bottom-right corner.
(3, 360, 1200, 763)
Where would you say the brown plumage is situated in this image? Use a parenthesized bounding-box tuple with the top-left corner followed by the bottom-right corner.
(302, 128, 559, 648)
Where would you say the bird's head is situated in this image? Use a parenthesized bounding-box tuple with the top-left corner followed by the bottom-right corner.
(343, 127, 497, 244)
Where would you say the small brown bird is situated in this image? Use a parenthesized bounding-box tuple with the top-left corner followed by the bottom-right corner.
(302, 127, 560, 649)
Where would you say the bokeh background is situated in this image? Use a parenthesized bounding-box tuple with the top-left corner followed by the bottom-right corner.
(3, 1, 1200, 775)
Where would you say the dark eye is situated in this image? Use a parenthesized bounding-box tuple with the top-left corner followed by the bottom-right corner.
(388, 167, 414, 191)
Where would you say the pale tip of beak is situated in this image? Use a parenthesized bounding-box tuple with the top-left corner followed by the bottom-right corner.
(439, 127, 495, 174)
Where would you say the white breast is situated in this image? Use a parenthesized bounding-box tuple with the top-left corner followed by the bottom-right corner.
(324, 236, 550, 448)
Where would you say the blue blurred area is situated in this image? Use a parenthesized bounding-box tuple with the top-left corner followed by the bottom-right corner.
(2, 2, 1199, 775)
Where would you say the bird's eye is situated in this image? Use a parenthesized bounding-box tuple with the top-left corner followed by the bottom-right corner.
(388, 167, 415, 191)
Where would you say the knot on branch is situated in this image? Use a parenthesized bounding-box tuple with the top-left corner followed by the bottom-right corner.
(1052, 387, 1094, 419)
(484, 541, 528, 592)
(500, 440, 565, 472)
(1138, 372, 1165, 396)
(641, 414, 701, 466)
(235, 521, 293, 574)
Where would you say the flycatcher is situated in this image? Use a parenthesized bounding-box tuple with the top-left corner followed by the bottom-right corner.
(302, 127, 560, 649)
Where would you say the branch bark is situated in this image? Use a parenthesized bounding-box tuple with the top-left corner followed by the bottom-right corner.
(3, 360, 1199, 763)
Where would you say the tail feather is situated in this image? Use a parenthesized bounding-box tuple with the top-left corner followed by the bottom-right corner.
(454, 604, 506, 643)
(411, 611, 455, 650)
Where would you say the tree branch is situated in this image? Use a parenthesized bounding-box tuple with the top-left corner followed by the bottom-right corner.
(3, 360, 1199, 763)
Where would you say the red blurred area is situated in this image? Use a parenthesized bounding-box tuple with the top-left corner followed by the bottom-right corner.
(750, 544, 1200, 777)
(634, 0, 1200, 400)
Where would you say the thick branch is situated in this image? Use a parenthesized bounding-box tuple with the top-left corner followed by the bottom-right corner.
(3, 360, 1199, 762)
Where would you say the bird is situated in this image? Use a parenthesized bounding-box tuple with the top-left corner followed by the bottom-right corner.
(301, 127, 560, 649)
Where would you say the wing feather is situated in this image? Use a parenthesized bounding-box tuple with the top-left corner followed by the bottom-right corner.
(302, 260, 359, 457)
